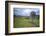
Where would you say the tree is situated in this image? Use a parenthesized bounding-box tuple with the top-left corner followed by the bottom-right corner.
(30, 11, 36, 23)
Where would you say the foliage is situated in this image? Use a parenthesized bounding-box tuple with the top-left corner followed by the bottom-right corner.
(30, 11, 36, 19)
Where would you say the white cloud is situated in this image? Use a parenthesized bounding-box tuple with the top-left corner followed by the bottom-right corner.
(14, 8, 39, 16)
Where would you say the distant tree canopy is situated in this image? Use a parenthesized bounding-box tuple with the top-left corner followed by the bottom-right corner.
(30, 11, 36, 19)
(30, 11, 36, 23)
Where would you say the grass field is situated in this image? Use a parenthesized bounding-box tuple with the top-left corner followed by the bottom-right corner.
(14, 16, 39, 28)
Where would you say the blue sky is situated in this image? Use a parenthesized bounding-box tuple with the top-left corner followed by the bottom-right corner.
(14, 8, 40, 16)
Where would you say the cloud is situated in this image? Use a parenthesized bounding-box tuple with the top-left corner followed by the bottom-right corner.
(14, 8, 39, 16)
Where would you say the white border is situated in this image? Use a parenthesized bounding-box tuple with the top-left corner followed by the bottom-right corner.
(8, 3, 43, 33)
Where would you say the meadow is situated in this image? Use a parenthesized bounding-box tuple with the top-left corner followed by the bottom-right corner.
(14, 16, 39, 28)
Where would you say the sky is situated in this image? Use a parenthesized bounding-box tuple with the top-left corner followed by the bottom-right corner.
(13, 8, 40, 16)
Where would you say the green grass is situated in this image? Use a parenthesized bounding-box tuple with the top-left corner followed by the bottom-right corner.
(14, 17, 39, 28)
